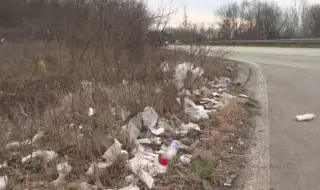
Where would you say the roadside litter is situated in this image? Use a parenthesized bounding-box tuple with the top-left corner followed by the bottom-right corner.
(174, 62, 204, 90)
(88, 107, 95, 116)
(160, 140, 179, 166)
(184, 97, 211, 121)
(6, 130, 45, 150)
(180, 154, 192, 164)
(0, 176, 7, 190)
(51, 162, 73, 186)
(295, 113, 315, 122)
(0, 60, 238, 189)
(21, 150, 58, 164)
(102, 139, 122, 162)
(238, 94, 249, 98)
(219, 77, 232, 85)
(79, 182, 100, 190)
(127, 147, 164, 189)
(86, 162, 113, 176)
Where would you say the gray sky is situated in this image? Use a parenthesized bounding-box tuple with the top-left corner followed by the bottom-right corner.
(146, 0, 320, 27)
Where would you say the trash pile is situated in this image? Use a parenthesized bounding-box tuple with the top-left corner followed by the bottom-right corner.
(0, 62, 242, 189)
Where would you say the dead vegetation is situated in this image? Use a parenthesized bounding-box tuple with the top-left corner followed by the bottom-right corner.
(0, 0, 251, 189)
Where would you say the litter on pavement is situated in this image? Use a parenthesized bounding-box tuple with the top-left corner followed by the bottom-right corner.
(295, 113, 316, 122)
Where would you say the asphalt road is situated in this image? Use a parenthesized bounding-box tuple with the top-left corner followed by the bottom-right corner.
(227, 46, 320, 190)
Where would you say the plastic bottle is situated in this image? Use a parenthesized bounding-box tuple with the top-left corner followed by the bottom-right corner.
(160, 140, 179, 166)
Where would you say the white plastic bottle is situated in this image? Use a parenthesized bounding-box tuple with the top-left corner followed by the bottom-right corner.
(160, 140, 179, 166)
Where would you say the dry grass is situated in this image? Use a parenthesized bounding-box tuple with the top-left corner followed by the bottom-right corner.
(0, 1, 243, 189)
(0, 40, 235, 189)
(192, 99, 247, 186)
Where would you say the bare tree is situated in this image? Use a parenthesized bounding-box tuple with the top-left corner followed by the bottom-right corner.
(302, 4, 320, 37)
(282, 5, 299, 38)
(216, 0, 298, 40)
(216, 2, 239, 39)
(254, 1, 288, 39)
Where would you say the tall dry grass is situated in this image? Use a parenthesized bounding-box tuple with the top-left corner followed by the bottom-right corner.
(0, 0, 234, 189)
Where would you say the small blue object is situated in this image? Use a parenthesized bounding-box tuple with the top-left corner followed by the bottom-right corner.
(220, 77, 232, 84)
(170, 140, 179, 151)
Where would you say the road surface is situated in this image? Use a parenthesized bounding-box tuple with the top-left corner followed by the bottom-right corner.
(227, 46, 320, 190)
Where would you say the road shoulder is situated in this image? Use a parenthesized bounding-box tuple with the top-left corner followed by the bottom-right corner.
(235, 61, 271, 190)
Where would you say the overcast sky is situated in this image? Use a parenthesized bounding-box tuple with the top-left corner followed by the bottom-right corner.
(146, 0, 320, 27)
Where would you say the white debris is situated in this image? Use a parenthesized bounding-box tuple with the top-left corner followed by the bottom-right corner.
(180, 154, 192, 164)
(137, 137, 162, 145)
(123, 79, 129, 85)
(0, 38, 5, 44)
(127, 113, 143, 142)
(0, 162, 7, 169)
(32, 131, 45, 144)
(157, 120, 173, 132)
(127, 150, 166, 189)
(184, 97, 210, 121)
(22, 150, 58, 163)
(111, 107, 117, 116)
(155, 88, 162, 94)
(212, 92, 220, 97)
(219, 77, 232, 85)
(0, 175, 7, 190)
(120, 150, 129, 161)
(149, 127, 165, 136)
(121, 125, 127, 131)
(180, 122, 201, 134)
(123, 174, 139, 187)
(79, 182, 100, 190)
(179, 89, 191, 96)
(88, 107, 95, 116)
(295, 113, 316, 122)
(120, 185, 140, 190)
(224, 172, 238, 187)
(193, 89, 200, 96)
(238, 94, 249, 98)
(86, 162, 113, 176)
(22, 139, 31, 145)
(174, 62, 204, 90)
(6, 139, 32, 150)
(176, 97, 182, 106)
(102, 139, 122, 163)
(142, 107, 158, 129)
(6, 141, 22, 149)
(51, 162, 72, 186)
(238, 139, 245, 146)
